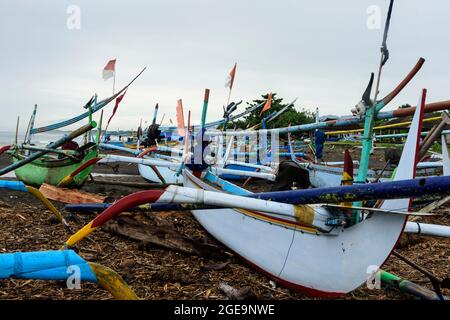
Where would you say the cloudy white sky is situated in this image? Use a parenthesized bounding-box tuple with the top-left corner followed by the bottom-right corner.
(0, 0, 449, 131)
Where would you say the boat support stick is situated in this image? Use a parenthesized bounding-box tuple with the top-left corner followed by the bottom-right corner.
(392, 251, 449, 300)
(0, 180, 67, 228)
(380, 270, 447, 300)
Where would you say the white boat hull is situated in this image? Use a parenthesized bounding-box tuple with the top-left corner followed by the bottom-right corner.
(184, 170, 405, 297)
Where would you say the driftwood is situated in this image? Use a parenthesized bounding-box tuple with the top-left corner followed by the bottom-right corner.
(218, 282, 256, 300)
(398, 196, 450, 248)
(201, 261, 230, 271)
(103, 216, 227, 260)
(39, 183, 105, 204)
(417, 196, 450, 216)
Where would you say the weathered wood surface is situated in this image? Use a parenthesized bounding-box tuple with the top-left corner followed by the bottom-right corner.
(103, 216, 227, 260)
(218, 282, 256, 300)
(39, 183, 105, 204)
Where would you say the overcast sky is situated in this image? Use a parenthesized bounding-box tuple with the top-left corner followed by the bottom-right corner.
(0, 0, 449, 132)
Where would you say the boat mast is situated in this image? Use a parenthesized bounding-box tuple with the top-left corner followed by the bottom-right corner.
(24, 104, 37, 145)
(356, 0, 394, 186)
(152, 103, 159, 125)
(14, 116, 19, 145)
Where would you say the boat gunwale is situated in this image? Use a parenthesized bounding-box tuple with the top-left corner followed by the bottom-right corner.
(11, 147, 97, 168)
(186, 169, 320, 234)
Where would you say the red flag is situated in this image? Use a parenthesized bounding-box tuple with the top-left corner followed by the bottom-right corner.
(176, 99, 186, 136)
(103, 59, 116, 80)
(106, 90, 127, 128)
(260, 93, 273, 116)
(224, 63, 237, 90)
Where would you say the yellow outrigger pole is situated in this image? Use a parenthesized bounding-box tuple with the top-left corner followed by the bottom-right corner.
(325, 116, 441, 136)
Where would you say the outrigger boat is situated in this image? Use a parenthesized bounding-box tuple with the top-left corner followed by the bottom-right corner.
(134, 56, 450, 187)
(96, 137, 278, 185)
(97, 92, 449, 188)
(79, 92, 280, 185)
(0, 68, 145, 188)
(299, 112, 450, 188)
(98, 60, 449, 187)
(56, 1, 450, 298)
(0, 122, 97, 186)
(10, 144, 99, 188)
(63, 88, 450, 297)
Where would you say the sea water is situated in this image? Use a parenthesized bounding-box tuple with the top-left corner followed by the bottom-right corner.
(0, 131, 86, 178)
(0, 131, 85, 146)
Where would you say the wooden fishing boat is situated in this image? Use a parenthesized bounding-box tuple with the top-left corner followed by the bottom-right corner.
(63, 89, 450, 297)
(180, 172, 403, 296)
(2, 68, 146, 188)
(173, 91, 426, 296)
(301, 113, 449, 188)
(0, 122, 97, 187)
(11, 146, 98, 188)
(61, 2, 450, 298)
(98, 143, 277, 184)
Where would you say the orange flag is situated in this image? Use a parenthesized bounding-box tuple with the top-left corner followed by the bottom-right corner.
(225, 63, 237, 90)
(176, 99, 185, 136)
(260, 93, 273, 116)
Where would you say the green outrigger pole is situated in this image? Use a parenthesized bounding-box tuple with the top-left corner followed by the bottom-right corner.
(201, 89, 210, 129)
(347, 1, 446, 299)
(353, 0, 402, 225)
(356, 0, 394, 186)
(380, 271, 446, 300)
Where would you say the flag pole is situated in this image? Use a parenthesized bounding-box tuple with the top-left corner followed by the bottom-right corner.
(225, 63, 236, 109)
(15, 116, 19, 145)
(113, 72, 116, 95)
(159, 113, 166, 126)
(226, 88, 232, 108)
(113, 59, 116, 94)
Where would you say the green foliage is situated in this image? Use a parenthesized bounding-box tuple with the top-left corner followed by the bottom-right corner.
(227, 93, 314, 130)
(431, 141, 450, 154)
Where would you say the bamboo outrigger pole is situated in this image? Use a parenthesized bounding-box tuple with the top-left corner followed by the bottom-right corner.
(325, 116, 441, 136)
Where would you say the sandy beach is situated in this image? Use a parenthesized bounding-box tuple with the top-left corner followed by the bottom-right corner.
(0, 146, 448, 300)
